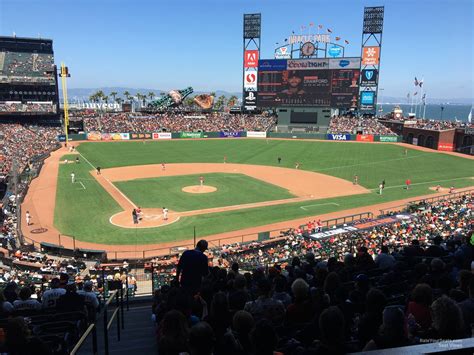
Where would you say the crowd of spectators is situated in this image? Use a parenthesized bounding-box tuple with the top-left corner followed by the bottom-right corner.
(0, 123, 61, 179)
(150, 193, 473, 354)
(82, 112, 277, 133)
(402, 118, 473, 131)
(328, 116, 398, 135)
(0, 102, 56, 113)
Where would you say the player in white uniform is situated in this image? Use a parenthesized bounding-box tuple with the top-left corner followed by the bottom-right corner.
(163, 207, 169, 221)
(71, 172, 75, 183)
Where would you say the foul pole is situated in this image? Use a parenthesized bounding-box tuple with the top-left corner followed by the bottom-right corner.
(60, 63, 70, 145)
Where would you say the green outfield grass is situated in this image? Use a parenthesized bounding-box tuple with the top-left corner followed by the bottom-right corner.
(50, 141, 474, 245)
(114, 173, 295, 211)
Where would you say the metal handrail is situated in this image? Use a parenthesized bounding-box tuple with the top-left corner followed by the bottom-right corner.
(70, 323, 97, 355)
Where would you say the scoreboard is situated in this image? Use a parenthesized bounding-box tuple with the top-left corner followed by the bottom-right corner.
(257, 58, 360, 108)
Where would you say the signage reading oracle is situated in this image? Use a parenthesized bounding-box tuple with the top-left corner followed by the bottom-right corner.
(244, 50, 259, 68)
(287, 59, 329, 70)
(329, 58, 361, 69)
(258, 59, 287, 71)
(361, 69, 378, 86)
(288, 34, 330, 45)
(244, 71, 258, 89)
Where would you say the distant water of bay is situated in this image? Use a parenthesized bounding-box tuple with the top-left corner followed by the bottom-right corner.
(377, 104, 472, 122)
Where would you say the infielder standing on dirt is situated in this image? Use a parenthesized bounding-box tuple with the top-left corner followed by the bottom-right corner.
(199, 176, 204, 187)
(26, 211, 31, 226)
(163, 207, 169, 221)
(71, 172, 75, 183)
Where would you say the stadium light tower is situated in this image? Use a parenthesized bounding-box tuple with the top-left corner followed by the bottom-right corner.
(59, 63, 71, 145)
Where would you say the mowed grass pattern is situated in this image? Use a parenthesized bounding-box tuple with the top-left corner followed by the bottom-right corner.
(114, 173, 295, 211)
(49, 141, 474, 245)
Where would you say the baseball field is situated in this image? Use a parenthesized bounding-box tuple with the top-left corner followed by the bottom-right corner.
(22, 139, 474, 250)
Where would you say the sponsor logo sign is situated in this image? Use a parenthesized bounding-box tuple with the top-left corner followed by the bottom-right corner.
(288, 34, 330, 45)
(130, 133, 152, 140)
(437, 142, 454, 151)
(356, 134, 374, 142)
(328, 45, 342, 58)
(219, 131, 244, 138)
(57, 134, 66, 142)
(247, 131, 267, 138)
(152, 132, 172, 140)
(360, 69, 378, 86)
(180, 132, 203, 139)
(244, 91, 257, 110)
(329, 58, 361, 69)
(274, 46, 291, 59)
(327, 134, 351, 141)
(362, 46, 380, 65)
(310, 226, 358, 239)
(412, 137, 418, 146)
(244, 50, 259, 68)
(379, 135, 398, 142)
(360, 91, 375, 105)
(258, 59, 287, 71)
(287, 59, 329, 70)
(244, 71, 258, 89)
(87, 132, 102, 141)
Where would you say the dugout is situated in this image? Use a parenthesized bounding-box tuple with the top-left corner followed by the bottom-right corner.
(276, 107, 331, 133)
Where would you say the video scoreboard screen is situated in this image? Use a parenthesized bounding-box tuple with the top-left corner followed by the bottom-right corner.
(257, 58, 360, 108)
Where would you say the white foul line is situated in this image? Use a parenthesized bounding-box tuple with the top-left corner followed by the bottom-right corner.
(300, 202, 340, 210)
(78, 151, 137, 209)
(79, 181, 86, 190)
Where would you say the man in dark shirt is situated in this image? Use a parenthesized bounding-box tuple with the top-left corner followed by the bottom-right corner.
(176, 240, 209, 294)
(56, 282, 85, 312)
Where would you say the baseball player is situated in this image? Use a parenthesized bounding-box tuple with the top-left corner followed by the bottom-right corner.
(223, 155, 227, 164)
(161, 163, 166, 171)
(405, 178, 411, 190)
(96, 167, 101, 175)
(379, 183, 383, 195)
(295, 162, 300, 169)
(71, 172, 75, 183)
(353, 174, 359, 185)
(163, 207, 169, 221)
(26, 211, 31, 226)
(277, 157, 281, 164)
(199, 176, 204, 187)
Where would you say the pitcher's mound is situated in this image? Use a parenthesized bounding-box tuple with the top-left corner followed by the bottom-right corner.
(182, 185, 217, 194)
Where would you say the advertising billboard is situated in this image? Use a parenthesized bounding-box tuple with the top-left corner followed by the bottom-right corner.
(274, 46, 291, 59)
(328, 45, 342, 58)
(379, 135, 398, 142)
(180, 132, 203, 138)
(360, 91, 375, 106)
(258, 59, 287, 71)
(247, 131, 267, 138)
(243, 91, 257, 110)
(362, 46, 380, 65)
(437, 142, 454, 151)
(152, 132, 172, 140)
(244, 50, 259, 68)
(219, 131, 244, 138)
(327, 134, 351, 141)
(360, 69, 378, 86)
(329, 58, 361, 69)
(287, 59, 329, 70)
(244, 71, 258, 89)
(356, 134, 374, 142)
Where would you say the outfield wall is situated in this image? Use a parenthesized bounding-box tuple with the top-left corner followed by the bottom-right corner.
(61, 132, 403, 143)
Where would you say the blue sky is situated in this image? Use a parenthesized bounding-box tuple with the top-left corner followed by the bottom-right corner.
(1, 0, 472, 99)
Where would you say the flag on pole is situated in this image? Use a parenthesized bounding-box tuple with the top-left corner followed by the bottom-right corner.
(318, 24, 323, 29)
(309, 22, 314, 27)
(344, 40, 349, 44)
(422, 94, 426, 104)
(335, 36, 341, 41)
(327, 28, 333, 33)
(414, 77, 419, 86)
(414, 92, 418, 96)
(419, 79, 424, 88)
(301, 25, 306, 31)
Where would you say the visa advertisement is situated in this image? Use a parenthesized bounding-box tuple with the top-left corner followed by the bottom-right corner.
(327, 134, 351, 141)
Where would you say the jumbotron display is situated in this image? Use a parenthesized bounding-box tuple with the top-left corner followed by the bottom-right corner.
(257, 58, 360, 108)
